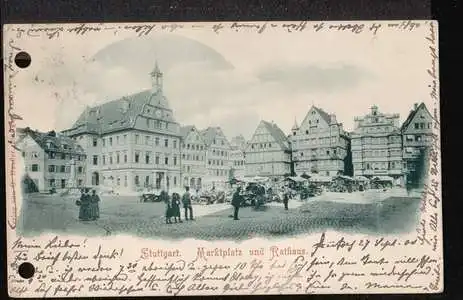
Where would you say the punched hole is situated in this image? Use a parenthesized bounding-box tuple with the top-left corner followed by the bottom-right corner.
(18, 262, 35, 279)
(14, 51, 31, 68)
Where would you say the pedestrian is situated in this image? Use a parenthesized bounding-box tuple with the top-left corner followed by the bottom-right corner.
(231, 186, 243, 220)
(182, 186, 194, 221)
(160, 190, 172, 224)
(171, 192, 182, 223)
(78, 188, 91, 221)
(90, 189, 101, 220)
(283, 188, 289, 210)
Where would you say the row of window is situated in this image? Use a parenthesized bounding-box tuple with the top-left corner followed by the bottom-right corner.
(36, 152, 85, 161)
(354, 161, 403, 170)
(404, 134, 432, 143)
(360, 125, 397, 134)
(352, 136, 401, 145)
(233, 160, 245, 166)
(94, 135, 178, 148)
(144, 117, 170, 130)
(28, 164, 85, 173)
(292, 136, 343, 145)
(208, 159, 226, 166)
(183, 143, 204, 151)
(210, 149, 229, 157)
(296, 148, 339, 157)
(182, 154, 204, 161)
(250, 143, 273, 150)
(352, 149, 402, 158)
(94, 153, 178, 166)
(298, 160, 341, 167)
(414, 122, 432, 130)
(104, 174, 178, 188)
(183, 177, 202, 188)
(209, 169, 229, 176)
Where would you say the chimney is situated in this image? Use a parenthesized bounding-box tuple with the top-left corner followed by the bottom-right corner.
(414, 103, 418, 110)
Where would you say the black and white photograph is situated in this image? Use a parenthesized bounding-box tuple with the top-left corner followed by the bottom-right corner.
(5, 21, 442, 297)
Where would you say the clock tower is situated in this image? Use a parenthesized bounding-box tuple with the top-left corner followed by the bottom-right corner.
(150, 61, 163, 94)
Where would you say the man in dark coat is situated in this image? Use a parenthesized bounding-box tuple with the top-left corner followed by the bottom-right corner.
(231, 187, 243, 220)
(182, 186, 194, 221)
(283, 188, 289, 210)
(160, 190, 172, 224)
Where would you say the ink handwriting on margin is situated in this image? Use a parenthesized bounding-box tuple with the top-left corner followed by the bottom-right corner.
(6, 38, 23, 230)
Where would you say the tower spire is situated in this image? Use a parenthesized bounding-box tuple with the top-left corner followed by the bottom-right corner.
(150, 60, 163, 93)
(292, 116, 299, 131)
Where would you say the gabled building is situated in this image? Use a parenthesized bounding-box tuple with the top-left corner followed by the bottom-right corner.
(200, 126, 233, 189)
(290, 106, 351, 177)
(401, 102, 434, 187)
(179, 125, 207, 189)
(16, 128, 87, 193)
(245, 120, 291, 178)
(351, 105, 404, 185)
(229, 135, 247, 178)
(62, 62, 182, 192)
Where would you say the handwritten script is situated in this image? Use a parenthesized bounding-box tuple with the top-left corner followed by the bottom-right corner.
(7, 232, 442, 297)
(6, 20, 425, 40)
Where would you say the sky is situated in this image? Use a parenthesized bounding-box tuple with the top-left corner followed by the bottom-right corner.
(6, 21, 435, 141)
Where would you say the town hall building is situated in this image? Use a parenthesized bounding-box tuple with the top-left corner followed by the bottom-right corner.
(62, 62, 182, 192)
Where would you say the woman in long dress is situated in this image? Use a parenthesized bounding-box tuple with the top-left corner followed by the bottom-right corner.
(78, 189, 91, 221)
(171, 193, 182, 223)
(90, 189, 101, 220)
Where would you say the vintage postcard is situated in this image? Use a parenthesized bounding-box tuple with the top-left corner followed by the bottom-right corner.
(4, 21, 442, 297)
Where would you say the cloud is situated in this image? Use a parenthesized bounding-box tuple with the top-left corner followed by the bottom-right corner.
(257, 63, 374, 94)
(14, 34, 395, 142)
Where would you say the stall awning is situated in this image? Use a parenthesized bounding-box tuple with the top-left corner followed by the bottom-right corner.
(354, 176, 370, 182)
(310, 175, 333, 182)
(372, 176, 394, 182)
(287, 176, 307, 182)
(335, 175, 354, 181)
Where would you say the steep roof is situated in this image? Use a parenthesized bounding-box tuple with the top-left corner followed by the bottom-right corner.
(65, 89, 172, 136)
(199, 127, 218, 146)
(261, 120, 289, 151)
(17, 128, 85, 154)
(313, 106, 332, 124)
(401, 102, 430, 132)
(179, 125, 195, 139)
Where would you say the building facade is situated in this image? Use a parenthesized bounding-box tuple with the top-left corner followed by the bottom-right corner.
(290, 106, 351, 177)
(62, 63, 182, 192)
(16, 128, 87, 193)
(179, 125, 207, 189)
(351, 105, 404, 185)
(199, 127, 233, 189)
(401, 103, 434, 187)
(229, 135, 247, 178)
(245, 120, 291, 178)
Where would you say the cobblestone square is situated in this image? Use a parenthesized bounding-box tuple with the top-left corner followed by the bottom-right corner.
(18, 189, 421, 241)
